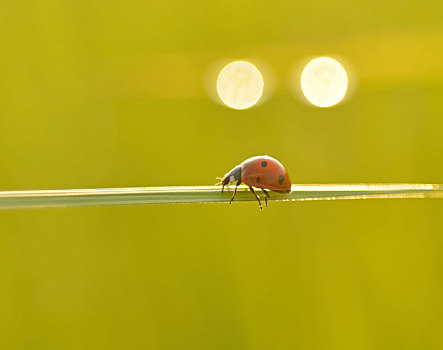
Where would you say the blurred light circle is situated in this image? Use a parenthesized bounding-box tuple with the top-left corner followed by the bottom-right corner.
(216, 61, 264, 110)
(301, 57, 348, 107)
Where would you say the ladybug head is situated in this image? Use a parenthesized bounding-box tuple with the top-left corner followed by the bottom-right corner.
(221, 164, 242, 192)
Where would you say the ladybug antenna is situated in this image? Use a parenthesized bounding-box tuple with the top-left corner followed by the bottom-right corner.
(215, 177, 223, 186)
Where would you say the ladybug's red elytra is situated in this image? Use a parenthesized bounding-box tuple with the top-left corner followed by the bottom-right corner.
(217, 155, 291, 209)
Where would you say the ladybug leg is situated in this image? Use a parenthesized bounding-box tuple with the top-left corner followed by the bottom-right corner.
(262, 189, 269, 207)
(230, 180, 242, 204)
(249, 186, 263, 210)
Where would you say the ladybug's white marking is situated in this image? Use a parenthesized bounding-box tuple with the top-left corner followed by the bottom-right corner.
(229, 175, 235, 183)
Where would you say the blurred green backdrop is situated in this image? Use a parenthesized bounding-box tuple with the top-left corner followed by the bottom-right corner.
(0, 0, 442, 349)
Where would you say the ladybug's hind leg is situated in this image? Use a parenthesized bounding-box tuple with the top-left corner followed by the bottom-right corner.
(230, 180, 242, 204)
(249, 186, 263, 210)
(262, 189, 269, 207)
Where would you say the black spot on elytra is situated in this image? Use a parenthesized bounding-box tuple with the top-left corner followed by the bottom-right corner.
(261, 161, 267, 168)
(256, 177, 261, 183)
(278, 175, 284, 185)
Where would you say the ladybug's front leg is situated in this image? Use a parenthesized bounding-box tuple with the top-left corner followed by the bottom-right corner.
(230, 180, 242, 204)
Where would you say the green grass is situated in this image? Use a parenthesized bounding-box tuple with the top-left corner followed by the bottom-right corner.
(0, 183, 441, 209)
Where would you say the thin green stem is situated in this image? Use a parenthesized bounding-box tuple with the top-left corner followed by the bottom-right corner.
(0, 184, 441, 210)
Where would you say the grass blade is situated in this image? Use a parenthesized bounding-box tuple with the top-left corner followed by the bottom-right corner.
(0, 184, 441, 210)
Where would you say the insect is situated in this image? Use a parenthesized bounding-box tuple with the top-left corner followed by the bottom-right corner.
(217, 155, 291, 209)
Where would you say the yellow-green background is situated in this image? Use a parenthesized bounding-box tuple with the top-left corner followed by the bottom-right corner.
(0, 1, 442, 349)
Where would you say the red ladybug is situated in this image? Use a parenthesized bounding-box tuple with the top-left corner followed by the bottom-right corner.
(218, 155, 291, 209)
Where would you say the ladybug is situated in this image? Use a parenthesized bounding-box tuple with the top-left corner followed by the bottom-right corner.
(217, 155, 291, 209)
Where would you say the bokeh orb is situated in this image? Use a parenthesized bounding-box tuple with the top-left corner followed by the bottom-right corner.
(301, 57, 348, 108)
(216, 61, 264, 110)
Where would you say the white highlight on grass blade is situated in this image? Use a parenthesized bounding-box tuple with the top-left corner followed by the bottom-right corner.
(301, 57, 348, 107)
(0, 184, 440, 209)
(216, 61, 264, 110)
